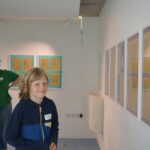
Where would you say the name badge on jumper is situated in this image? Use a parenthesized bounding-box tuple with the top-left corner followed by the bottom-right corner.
(44, 114, 52, 120)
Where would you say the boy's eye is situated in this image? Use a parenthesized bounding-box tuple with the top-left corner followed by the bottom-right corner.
(34, 83, 40, 86)
(43, 83, 48, 86)
(34, 83, 48, 86)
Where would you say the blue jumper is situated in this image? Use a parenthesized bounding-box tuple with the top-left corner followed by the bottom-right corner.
(6, 97, 59, 150)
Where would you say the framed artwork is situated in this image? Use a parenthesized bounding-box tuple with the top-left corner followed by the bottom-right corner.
(110, 46, 116, 100)
(37, 56, 62, 88)
(142, 26, 150, 125)
(117, 41, 125, 106)
(127, 33, 139, 116)
(10, 55, 34, 87)
(105, 50, 109, 95)
(0, 55, 2, 68)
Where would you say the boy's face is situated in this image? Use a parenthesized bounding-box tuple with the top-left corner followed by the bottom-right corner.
(30, 77, 48, 102)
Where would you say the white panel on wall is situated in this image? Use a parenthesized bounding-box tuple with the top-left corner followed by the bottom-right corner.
(88, 93, 104, 135)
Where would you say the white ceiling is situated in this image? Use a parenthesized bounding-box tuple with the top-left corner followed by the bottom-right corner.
(0, 0, 80, 20)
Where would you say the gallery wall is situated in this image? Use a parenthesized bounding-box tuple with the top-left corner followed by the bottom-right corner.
(0, 17, 100, 138)
(98, 0, 150, 150)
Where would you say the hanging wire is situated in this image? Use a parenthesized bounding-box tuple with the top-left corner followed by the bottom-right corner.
(79, 16, 83, 45)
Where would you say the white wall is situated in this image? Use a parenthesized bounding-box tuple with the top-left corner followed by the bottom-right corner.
(0, 17, 99, 138)
(98, 0, 150, 150)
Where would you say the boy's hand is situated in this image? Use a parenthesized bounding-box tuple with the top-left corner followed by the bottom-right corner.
(49, 142, 56, 150)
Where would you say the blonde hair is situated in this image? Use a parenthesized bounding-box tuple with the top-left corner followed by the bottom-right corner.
(19, 67, 48, 99)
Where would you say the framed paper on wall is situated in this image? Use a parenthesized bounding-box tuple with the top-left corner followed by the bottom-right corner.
(110, 46, 116, 100)
(142, 26, 150, 125)
(10, 55, 34, 87)
(37, 56, 62, 88)
(0, 55, 2, 69)
(127, 33, 139, 116)
(117, 41, 125, 106)
(105, 50, 109, 95)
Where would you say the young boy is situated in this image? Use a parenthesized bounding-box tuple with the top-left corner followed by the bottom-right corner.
(5, 68, 59, 150)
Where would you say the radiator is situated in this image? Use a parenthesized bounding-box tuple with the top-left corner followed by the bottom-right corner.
(88, 93, 104, 135)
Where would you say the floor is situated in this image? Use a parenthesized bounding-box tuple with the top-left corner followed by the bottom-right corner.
(57, 139, 100, 150)
(8, 138, 100, 150)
